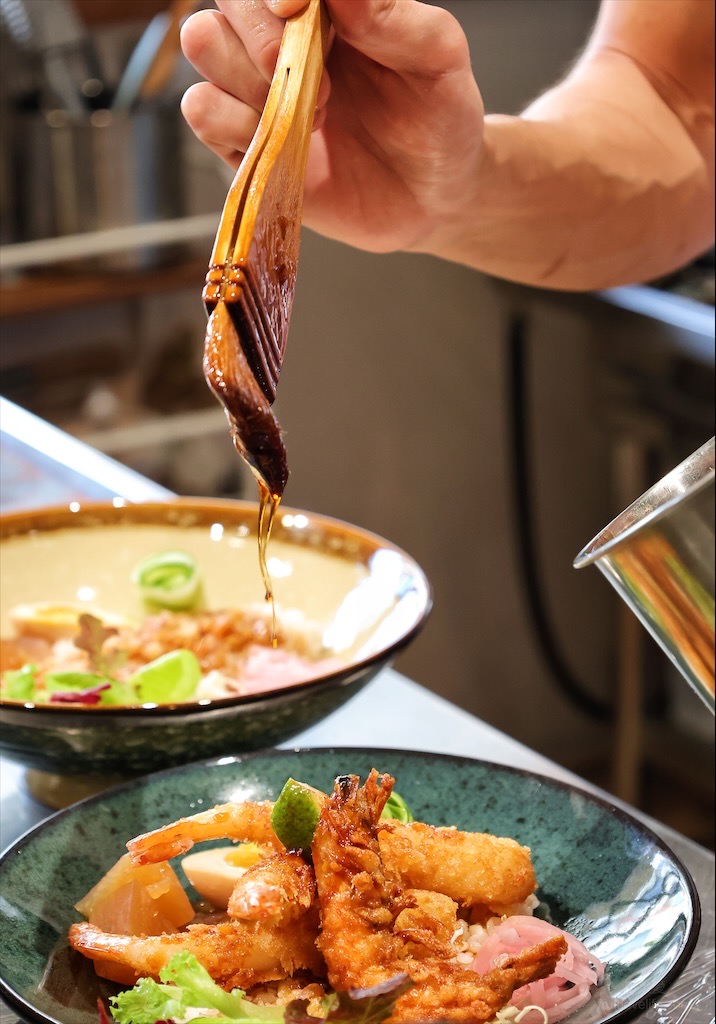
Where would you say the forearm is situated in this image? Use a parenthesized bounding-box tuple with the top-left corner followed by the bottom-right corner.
(183, 0, 714, 291)
(422, 50, 714, 291)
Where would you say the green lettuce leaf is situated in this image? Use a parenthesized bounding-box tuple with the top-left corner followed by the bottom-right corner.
(1, 663, 36, 701)
(109, 954, 411, 1024)
(110, 952, 282, 1023)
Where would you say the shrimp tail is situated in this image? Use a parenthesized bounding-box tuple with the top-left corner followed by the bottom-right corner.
(127, 801, 283, 864)
(68, 912, 324, 990)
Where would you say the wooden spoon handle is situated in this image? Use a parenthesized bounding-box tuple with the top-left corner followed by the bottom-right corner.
(206, 0, 329, 275)
(202, 0, 328, 499)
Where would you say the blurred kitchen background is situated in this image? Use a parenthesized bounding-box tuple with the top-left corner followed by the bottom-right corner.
(0, 0, 713, 845)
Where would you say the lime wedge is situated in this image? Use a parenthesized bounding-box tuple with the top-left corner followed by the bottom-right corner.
(271, 778, 327, 854)
(381, 791, 414, 823)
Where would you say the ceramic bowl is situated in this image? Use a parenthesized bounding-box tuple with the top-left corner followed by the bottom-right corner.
(0, 748, 701, 1024)
(0, 501, 431, 792)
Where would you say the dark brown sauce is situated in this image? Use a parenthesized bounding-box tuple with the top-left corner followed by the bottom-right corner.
(203, 302, 288, 644)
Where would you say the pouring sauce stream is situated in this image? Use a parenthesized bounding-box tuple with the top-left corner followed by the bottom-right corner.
(203, 301, 288, 643)
(256, 478, 280, 646)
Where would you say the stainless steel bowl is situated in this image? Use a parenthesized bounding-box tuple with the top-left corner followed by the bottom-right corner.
(574, 438, 715, 712)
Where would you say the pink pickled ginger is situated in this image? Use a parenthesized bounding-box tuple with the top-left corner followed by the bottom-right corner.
(470, 916, 605, 1023)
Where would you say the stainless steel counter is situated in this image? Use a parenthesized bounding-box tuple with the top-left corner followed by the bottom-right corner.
(0, 396, 713, 1024)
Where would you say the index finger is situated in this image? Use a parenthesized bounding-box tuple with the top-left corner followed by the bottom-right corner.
(214, 0, 290, 82)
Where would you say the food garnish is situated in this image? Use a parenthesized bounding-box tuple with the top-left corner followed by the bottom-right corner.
(271, 779, 415, 855)
(74, 613, 123, 673)
(127, 649, 202, 704)
(271, 778, 327, 855)
(44, 679, 112, 705)
(108, 950, 411, 1023)
(0, 663, 36, 701)
(381, 791, 414, 824)
(131, 550, 203, 611)
(1, 620, 202, 707)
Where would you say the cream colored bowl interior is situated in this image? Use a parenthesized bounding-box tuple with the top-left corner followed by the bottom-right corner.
(1, 509, 428, 664)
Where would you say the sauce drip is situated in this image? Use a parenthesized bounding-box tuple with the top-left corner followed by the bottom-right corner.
(256, 477, 281, 646)
(203, 302, 289, 647)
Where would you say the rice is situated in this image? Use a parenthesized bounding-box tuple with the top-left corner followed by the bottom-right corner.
(451, 893, 542, 964)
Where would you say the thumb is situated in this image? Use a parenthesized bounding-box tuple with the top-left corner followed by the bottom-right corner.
(264, 0, 309, 13)
(267, 0, 466, 77)
(321, 0, 467, 76)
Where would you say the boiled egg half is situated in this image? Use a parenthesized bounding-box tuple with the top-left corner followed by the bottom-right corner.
(181, 843, 266, 908)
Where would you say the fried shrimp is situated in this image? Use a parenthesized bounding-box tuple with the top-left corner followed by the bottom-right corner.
(310, 771, 567, 1023)
(228, 852, 317, 925)
(378, 822, 536, 910)
(127, 795, 535, 915)
(390, 935, 568, 1023)
(127, 801, 283, 864)
(68, 910, 323, 990)
(393, 890, 460, 960)
(312, 770, 404, 991)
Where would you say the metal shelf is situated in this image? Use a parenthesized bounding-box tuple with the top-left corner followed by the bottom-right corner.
(0, 214, 217, 274)
(0, 215, 219, 319)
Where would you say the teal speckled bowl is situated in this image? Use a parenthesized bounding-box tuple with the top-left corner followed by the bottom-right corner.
(0, 501, 431, 794)
(0, 748, 700, 1024)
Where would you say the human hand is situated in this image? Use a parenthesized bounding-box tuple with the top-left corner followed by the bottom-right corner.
(180, 0, 485, 254)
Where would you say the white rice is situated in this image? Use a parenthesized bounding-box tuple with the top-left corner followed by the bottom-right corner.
(451, 893, 542, 965)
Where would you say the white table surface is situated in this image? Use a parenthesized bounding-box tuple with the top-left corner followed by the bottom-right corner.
(0, 397, 713, 1023)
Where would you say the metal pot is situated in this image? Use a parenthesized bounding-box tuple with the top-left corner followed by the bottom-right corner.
(574, 438, 715, 712)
